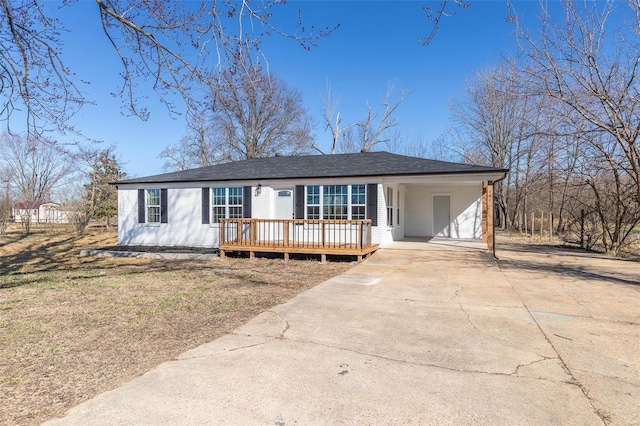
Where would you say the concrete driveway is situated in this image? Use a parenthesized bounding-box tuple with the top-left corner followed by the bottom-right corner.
(47, 240, 639, 425)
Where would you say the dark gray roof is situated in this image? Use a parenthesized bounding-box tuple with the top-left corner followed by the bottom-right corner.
(115, 151, 508, 184)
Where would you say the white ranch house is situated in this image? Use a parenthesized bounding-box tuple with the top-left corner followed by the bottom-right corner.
(114, 152, 507, 260)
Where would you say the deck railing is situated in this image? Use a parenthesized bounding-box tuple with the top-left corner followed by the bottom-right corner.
(219, 218, 373, 251)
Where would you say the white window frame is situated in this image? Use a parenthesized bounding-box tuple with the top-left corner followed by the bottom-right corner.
(397, 189, 401, 226)
(351, 184, 366, 220)
(323, 184, 349, 220)
(211, 187, 243, 224)
(306, 185, 321, 220)
(305, 184, 367, 220)
(146, 188, 161, 224)
(385, 186, 394, 227)
(227, 187, 243, 219)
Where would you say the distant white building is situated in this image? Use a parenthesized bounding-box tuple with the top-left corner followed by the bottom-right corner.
(13, 202, 71, 224)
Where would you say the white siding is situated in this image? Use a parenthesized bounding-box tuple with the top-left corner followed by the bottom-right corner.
(119, 185, 262, 248)
(119, 187, 214, 247)
(376, 184, 406, 247)
(371, 183, 386, 246)
(253, 186, 272, 219)
(117, 179, 485, 248)
(404, 184, 482, 239)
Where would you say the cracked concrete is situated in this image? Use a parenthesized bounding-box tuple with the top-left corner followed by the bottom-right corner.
(46, 241, 639, 425)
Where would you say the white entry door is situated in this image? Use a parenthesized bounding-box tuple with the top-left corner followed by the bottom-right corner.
(275, 189, 294, 219)
(433, 195, 451, 237)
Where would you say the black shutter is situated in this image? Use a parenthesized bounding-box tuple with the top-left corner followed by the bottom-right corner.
(294, 185, 304, 219)
(366, 183, 378, 226)
(243, 186, 252, 218)
(202, 188, 210, 224)
(160, 188, 168, 223)
(137, 189, 145, 223)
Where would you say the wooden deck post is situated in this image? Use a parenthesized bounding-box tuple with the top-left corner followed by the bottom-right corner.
(250, 220, 256, 246)
(284, 220, 290, 247)
(219, 220, 226, 261)
(487, 181, 494, 252)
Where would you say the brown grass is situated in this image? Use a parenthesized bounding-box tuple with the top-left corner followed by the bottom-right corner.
(496, 228, 640, 259)
(0, 226, 352, 425)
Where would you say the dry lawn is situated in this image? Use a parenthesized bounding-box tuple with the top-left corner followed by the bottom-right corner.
(0, 226, 352, 425)
(496, 229, 640, 259)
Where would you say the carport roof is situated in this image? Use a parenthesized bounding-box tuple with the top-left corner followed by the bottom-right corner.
(115, 151, 508, 184)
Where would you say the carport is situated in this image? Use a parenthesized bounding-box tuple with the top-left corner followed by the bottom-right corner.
(379, 172, 503, 252)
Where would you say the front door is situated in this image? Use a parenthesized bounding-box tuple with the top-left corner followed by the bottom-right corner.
(433, 195, 451, 237)
(275, 189, 294, 219)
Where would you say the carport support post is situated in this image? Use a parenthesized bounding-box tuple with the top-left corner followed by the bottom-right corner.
(481, 184, 488, 243)
(487, 180, 494, 253)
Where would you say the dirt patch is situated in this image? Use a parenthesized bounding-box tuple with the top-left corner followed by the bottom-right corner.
(0, 227, 352, 425)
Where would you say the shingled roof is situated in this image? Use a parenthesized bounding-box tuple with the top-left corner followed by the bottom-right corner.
(116, 151, 507, 184)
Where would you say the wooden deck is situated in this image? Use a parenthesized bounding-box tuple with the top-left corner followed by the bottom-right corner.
(219, 218, 379, 262)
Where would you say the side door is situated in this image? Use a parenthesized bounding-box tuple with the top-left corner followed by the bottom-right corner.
(433, 195, 451, 237)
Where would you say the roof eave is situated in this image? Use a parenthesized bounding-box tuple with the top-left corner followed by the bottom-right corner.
(113, 168, 509, 186)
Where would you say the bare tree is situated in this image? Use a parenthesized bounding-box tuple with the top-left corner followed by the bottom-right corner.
(0, 1, 335, 140)
(159, 113, 220, 171)
(209, 63, 314, 160)
(420, 0, 517, 46)
(0, 195, 10, 235)
(569, 129, 640, 255)
(505, 0, 640, 253)
(0, 133, 71, 234)
(0, 0, 90, 140)
(563, 183, 603, 250)
(420, 0, 472, 45)
(451, 63, 532, 228)
(338, 83, 408, 153)
(0, 0, 522, 144)
(61, 183, 95, 234)
(56, 147, 126, 232)
(373, 129, 461, 162)
(0, 165, 11, 234)
(159, 63, 313, 166)
(441, 1, 640, 254)
(518, 0, 640, 203)
(312, 83, 356, 155)
(404, 132, 464, 162)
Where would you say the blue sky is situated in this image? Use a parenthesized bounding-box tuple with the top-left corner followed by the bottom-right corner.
(54, 1, 543, 177)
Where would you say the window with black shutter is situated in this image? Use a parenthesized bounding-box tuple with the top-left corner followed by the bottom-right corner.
(293, 184, 378, 224)
(138, 188, 168, 224)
